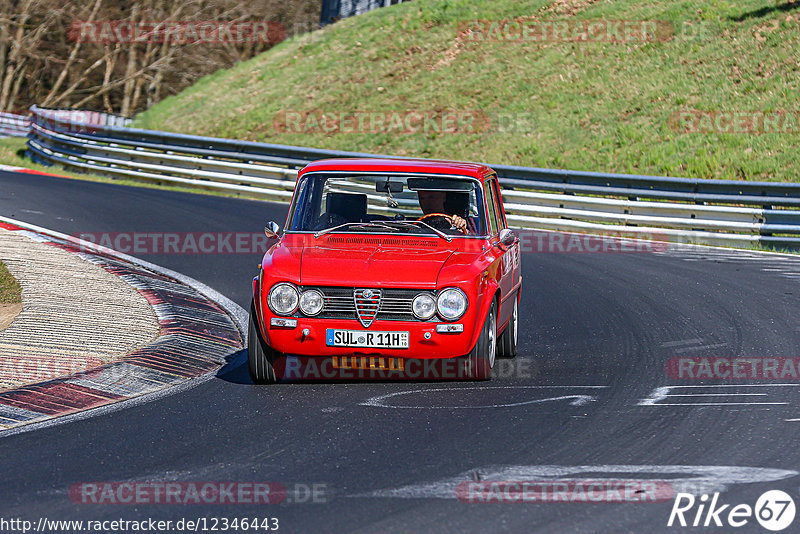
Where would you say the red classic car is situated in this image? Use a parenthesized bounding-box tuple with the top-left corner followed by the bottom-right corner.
(249, 158, 521, 382)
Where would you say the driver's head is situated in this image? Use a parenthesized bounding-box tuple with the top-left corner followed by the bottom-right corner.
(417, 190, 447, 215)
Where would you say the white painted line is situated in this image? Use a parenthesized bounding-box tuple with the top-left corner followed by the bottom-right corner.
(785, 419, 800, 422)
(660, 338, 703, 348)
(638, 384, 799, 406)
(664, 393, 768, 397)
(662, 238, 800, 260)
(352, 465, 800, 500)
(647, 402, 788, 406)
(360, 385, 608, 409)
(674, 342, 728, 354)
(660, 384, 799, 388)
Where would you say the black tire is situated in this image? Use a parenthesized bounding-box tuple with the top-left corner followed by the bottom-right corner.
(497, 292, 519, 359)
(248, 301, 282, 384)
(462, 302, 497, 380)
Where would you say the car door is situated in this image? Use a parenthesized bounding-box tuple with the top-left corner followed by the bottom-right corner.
(484, 175, 514, 327)
(492, 177, 521, 295)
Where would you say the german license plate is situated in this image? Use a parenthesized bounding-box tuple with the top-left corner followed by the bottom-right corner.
(326, 329, 409, 349)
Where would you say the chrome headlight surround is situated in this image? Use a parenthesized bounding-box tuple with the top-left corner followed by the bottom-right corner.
(299, 289, 324, 316)
(267, 282, 300, 315)
(436, 287, 468, 321)
(412, 293, 437, 320)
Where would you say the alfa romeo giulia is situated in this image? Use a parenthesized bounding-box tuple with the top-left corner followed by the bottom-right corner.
(249, 158, 521, 382)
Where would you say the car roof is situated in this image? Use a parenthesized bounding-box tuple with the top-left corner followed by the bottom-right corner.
(298, 158, 495, 180)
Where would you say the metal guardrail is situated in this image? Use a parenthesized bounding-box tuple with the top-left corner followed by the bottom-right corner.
(0, 112, 31, 138)
(25, 105, 800, 249)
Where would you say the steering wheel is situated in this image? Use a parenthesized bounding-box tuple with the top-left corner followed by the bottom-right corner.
(416, 213, 468, 235)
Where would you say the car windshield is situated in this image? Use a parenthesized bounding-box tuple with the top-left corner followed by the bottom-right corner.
(287, 173, 487, 236)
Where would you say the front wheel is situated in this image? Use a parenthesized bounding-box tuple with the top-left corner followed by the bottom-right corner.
(497, 293, 519, 358)
(248, 301, 282, 384)
(462, 302, 497, 380)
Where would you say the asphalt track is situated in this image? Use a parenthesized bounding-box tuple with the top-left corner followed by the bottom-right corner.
(1, 169, 800, 533)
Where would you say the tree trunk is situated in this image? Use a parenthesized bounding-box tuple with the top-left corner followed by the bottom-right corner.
(0, 21, 8, 107)
(0, 0, 33, 111)
(119, 3, 141, 117)
(7, 61, 27, 112)
(102, 44, 119, 113)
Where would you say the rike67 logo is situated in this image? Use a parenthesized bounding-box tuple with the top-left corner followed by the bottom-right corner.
(668, 490, 796, 531)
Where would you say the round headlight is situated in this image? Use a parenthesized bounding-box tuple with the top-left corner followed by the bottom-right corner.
(437, 288, 468, 320)
(268, 283, 299, 315)
(412, 293, 436, 320)
(299, 289, 324, 316)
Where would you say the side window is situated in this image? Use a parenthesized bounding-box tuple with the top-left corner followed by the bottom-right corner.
(485, 180, 499, 235)
(491, 179, 507, 230)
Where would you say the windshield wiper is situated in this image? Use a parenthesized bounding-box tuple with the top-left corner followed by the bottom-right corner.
(383, 220, 452, 242)
(313, 222, 399, 238)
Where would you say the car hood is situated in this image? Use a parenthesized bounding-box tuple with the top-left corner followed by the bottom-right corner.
(299, 243, 457, 288)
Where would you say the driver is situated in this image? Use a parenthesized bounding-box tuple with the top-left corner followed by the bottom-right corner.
(417, 190, 469, 233)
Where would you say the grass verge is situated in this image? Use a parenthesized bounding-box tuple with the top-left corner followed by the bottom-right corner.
(0, 260, 21, 305)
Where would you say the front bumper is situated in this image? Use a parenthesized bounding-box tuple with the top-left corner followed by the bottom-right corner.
(259, 314, 477, 359)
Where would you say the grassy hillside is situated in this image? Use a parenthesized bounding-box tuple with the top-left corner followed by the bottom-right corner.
(134, 0, 800, 182)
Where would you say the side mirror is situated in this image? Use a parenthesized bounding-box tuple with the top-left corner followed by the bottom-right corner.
(265, 221, 281, 239)
(498, 228, 517, 248)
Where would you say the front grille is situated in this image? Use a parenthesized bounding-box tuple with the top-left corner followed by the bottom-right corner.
(295, 286, 436, 322)
(354, 288, 381, 327)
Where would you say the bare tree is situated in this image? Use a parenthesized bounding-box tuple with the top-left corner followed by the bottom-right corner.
(0, 0, 321, 116)
(41, 0, 103, 107)
(0, 0, 35, 111)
